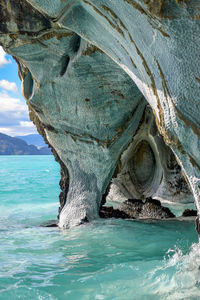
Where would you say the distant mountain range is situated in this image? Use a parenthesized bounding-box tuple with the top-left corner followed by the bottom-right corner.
(0, 133, 52, 155)
(15, 134, 46, 148)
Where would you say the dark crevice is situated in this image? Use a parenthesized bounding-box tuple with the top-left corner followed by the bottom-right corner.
(57, 158, 69, 218)
(60, 54, 70, 76)
(100, 183, 111, 209)
(43, 124, 58, 133)
(72, 34, 81, 53)
(196, 217, 200, 236)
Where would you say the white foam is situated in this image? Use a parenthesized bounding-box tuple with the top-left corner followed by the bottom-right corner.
(147, 243, 200, 299)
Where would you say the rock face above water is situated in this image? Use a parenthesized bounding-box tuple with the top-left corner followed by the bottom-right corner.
(0, 0, 199, 228)
(100, 198, 175, 220)
(119, 198, 175, 219)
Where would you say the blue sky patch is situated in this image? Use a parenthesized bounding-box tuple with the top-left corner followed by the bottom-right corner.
(0, 47, 37, 136)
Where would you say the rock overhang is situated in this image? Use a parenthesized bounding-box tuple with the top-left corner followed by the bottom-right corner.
(0, 0, 199, 229)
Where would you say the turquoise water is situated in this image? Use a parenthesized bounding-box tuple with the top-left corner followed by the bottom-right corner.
(0, 156, 200, 300)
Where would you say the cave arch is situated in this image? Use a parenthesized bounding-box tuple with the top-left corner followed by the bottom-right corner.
(0, 0, 199, 229)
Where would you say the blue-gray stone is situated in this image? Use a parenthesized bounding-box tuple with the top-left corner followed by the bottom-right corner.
(0, 0, 199, 228)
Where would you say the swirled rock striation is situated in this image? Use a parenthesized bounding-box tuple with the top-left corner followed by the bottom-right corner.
(0, 0, 199, 230)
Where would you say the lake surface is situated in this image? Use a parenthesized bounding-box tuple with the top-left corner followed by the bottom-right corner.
(0, 156, 199, 299)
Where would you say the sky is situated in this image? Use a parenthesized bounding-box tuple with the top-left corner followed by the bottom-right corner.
(0, 46, 37, 136)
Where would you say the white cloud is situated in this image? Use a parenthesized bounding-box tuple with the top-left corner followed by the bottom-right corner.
(19, 121, 34, 128)
(0, 90, 27, 116)
(0, 49, 37, 136)
(0, 90, 37, 136)
(0, 125, 37, 136)
(0, 79, 18, 93)
(0, 47, 11, 67)
(0, 127, 12, 135)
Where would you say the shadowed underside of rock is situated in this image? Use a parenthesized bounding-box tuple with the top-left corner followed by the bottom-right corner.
(0, 0, 199, 230)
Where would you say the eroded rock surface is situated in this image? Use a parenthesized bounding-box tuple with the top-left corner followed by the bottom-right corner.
(100, 198, 175, 219)
(0, 0, 199, 228)
(118, 198, 175, 219)
(108, 106, 192, 204)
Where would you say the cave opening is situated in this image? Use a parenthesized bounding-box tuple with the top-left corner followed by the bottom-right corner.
(3, 48, 196, 227)
(100, 105, 196, 221)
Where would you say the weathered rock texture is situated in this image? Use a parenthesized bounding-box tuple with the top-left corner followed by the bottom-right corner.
(119, 198, 176, 219)
(108, 106, 192, 204)
(0, 0, 199, 228)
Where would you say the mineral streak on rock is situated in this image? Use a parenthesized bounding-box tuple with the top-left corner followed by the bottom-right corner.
(0, 0, 199, 229)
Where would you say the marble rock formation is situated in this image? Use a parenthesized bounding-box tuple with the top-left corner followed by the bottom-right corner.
(0, 0, 199, 229)
(108, 105, 192, 204)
